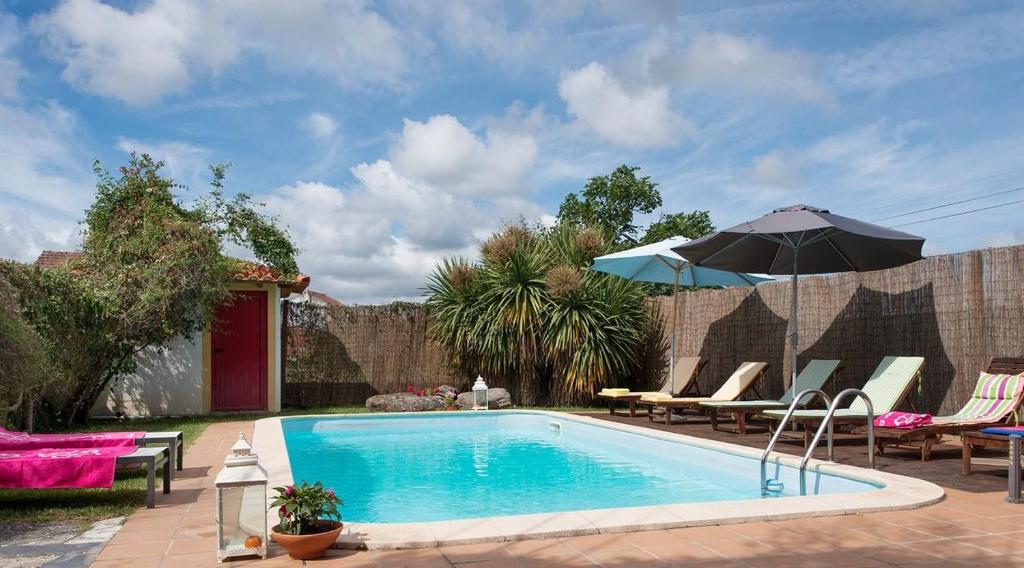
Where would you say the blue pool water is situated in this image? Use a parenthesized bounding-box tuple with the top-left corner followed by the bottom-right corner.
(282, 412, 880, 523)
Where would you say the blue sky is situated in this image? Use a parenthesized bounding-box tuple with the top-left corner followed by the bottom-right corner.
(1, 0, 1023, 303)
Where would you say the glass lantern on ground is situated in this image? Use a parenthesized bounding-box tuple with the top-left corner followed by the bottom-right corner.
(215, 433, 268, 562)
(472, 376, 488, 411)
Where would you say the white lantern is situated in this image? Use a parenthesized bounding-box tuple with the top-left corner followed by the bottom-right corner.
(215, 434, 268, 562)
(472, 376, 489, 411)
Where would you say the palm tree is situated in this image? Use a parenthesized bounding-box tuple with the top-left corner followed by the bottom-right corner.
(425, 223, 651, 406)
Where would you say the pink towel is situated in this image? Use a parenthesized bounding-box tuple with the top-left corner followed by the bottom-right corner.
(0, 446, 138, 489)
(874, 411, 933, 429)
(0, 427, 143, 451)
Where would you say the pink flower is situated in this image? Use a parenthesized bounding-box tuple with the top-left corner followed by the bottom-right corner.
(327, 489, 335, 498)
(284, 485, 294, 497)
(279, 505, 288, 516)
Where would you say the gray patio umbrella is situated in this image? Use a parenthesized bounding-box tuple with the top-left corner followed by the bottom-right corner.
(672, 204, 925, 388)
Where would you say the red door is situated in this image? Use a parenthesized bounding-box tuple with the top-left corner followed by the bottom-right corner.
(212, 291, 268, 411)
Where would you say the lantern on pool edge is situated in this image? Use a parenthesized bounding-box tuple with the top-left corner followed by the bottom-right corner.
(472, 375, 488, 411)
(215, 433, 268, 562)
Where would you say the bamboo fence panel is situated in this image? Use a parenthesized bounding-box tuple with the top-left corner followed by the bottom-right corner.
(660, 244, 1024, 415)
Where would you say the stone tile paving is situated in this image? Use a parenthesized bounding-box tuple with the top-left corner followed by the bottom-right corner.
(90, 417, 1024, 568)
(1, 517, 125, 567)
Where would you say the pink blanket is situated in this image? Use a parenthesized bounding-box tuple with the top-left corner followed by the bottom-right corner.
(0, 446, 138, 489)
(874, 411, 933, 429)
(0, 427, 143, 451)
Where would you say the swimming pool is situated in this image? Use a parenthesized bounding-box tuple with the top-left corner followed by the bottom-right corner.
(282, 412, 879, 523)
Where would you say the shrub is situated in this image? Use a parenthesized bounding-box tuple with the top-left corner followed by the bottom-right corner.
(425, 223, 649, 405)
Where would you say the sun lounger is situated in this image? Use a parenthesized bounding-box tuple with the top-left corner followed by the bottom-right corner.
(762, 356, 925, 445)
(0, 428, 184, 479)
(597, 356, 706, 417)
(700, 359, 842, 434)
(639, 361, 768, 425)
(0, 446, 170, 508)
(871, 358, 1024, 461)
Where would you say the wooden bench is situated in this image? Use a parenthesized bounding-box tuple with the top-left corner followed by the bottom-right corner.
(118, 446, 170, 508)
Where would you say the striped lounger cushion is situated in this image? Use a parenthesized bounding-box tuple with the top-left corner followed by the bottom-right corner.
(933, 372, 1024, 425)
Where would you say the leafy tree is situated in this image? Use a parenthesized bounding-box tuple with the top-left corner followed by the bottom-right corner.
(0, 275, 54, 427)
(641, 210, 716, 244)
(1, 154, 300, 426)
(557, 165, 661, 243)
(425, 223, 649, 405)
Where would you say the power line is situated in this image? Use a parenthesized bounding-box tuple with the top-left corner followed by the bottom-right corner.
(872, 185, 1024, 222)
(891, 198, 1024, 228)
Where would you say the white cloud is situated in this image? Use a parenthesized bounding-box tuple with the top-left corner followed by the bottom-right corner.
(0, 13, 24, 99)
(389, 114, 537, 197)
(0, 100, 89, 262)
(116, 137, 211, 184)
(559, 62, 694, 149)
(253, 132, 548, 302)
(30, 0, 410, 105)
(31, 0, 236, 105)
(0, 208, 79, 263)
(745, 149, 801, 188)
(646, 33, 836, 109)
(306, 112, 338, 139)
(0, 101, 91, 215)
(828, 8, 1024, 91)
(255, 167, 487, 303)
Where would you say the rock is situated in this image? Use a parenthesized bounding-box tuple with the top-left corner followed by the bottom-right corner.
(365, 393, 444, 412)
(456, 387, 512, 410)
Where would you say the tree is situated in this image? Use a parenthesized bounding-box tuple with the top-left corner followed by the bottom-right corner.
(425, 223, 650, 406)
(0, 154, 300, 426)
(0, 275, 54, 427)
(641, 210, 715, 244)
(557, 165, 661, 243)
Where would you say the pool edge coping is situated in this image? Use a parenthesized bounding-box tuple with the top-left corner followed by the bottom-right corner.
(253, 410, 945, 550)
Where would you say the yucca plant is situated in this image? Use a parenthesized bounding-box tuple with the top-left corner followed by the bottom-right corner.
(425, 223, 650, 406)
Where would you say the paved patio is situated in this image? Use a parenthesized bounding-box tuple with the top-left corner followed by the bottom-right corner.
(91, 416, 1024, 567)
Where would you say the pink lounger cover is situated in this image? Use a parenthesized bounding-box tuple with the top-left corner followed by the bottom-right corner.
(0, 446, 138, 489)
(0, 427, 143, 451)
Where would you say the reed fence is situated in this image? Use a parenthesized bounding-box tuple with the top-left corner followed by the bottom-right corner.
(662, 244, 1024, 415)
(282, 244, 1024, 413)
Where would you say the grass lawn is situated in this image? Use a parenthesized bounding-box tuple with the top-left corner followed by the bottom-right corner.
(0, 405, 599, 525)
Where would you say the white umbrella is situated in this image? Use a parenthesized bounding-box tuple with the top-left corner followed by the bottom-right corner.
(591, 237, 770, 390)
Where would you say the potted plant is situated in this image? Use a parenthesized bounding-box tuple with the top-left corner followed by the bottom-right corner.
(439, 387, 459, 411)
(269, 481, 343, 560)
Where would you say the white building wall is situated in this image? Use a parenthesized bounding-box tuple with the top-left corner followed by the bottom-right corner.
(91, 335, 204, 417)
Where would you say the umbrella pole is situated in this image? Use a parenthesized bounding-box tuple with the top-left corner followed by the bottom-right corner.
(790, 250, 798, 390)
(671, 267, 680, 393)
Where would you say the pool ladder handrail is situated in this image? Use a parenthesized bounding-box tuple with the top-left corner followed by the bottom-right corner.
(760, 388, 831, 494)
(800, 388, 875, 472)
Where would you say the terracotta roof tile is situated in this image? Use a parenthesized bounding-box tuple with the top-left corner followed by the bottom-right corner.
(35, 250, 84, 269)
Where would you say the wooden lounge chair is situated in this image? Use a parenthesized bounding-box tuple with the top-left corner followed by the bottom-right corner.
(700, 359, 842, 434)
(872, 358, 1024, 461)
(597, 356, 706, 418)
(639, 362, 769, 425)
(762, 356, 925, 445)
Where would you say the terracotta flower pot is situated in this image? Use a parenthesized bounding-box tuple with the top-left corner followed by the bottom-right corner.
(445, 405, 459, 411)
(270, 520, 343, 560)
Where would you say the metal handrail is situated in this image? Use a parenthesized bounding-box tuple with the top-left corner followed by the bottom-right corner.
(800, 388, 874, 473)
(759, 388, 832, 493)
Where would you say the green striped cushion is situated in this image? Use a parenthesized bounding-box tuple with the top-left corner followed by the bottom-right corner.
(779, 359, 841, 404)
(850, 356, 925, 414)
(944, 372, 1024, 422)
